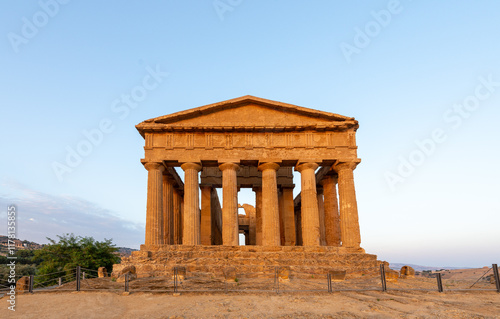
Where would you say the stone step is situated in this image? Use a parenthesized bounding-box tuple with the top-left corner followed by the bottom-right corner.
(143, 256, 378, 267)
(116, 247, 381, 279)
(136, 250, 378, 261)
(131, 263, 380, 278)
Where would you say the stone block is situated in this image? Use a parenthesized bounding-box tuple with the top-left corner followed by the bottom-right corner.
(98, 267, 108, 278)
(385, 269, 399, 282)
(16, 276, 30, 292)
(173, 266, 186, 281)
(279, 267, 291, 280)
(115, 265, 137, 282)
(132, 251, 151, 258)
(400, 266, 415, 279)
(112, 246, 380, 279)
(120, 265, 136, 275)
(329, 270, 346, 281)
(117, 273, 137, 283)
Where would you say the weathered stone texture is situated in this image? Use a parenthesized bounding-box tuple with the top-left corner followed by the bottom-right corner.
(400, 265, 415, 279)
(98, 267, 108, 278)
(16, 276, 30, 292)
(125, 96, 379, 277)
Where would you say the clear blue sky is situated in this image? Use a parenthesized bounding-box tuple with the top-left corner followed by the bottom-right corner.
(1, 1, 499, 268)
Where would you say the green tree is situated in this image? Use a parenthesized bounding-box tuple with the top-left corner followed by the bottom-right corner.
(0, 250, 39, 284)
(0, 264, 37, 284)
(0, 249, 39, 266)
(33, 233, 120, 287)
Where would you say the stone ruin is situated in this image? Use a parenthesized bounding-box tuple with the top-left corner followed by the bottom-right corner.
(98, 267, 108, 278)
(16, 276, 30, 292)
(113, 96, 381, 279)
(400, 265, 415, 279)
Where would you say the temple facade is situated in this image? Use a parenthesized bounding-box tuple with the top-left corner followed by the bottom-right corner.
(136, 95, 363, 252)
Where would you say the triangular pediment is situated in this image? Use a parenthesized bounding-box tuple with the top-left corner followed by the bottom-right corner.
(136, 95, 357, 136)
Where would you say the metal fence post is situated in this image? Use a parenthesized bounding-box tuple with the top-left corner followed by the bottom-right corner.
(380, 264, 387, 292)
(82, 272, 86, 280)
(493, 264, 500, 293)
(436, 273, 443, 292)
(29, 275, 34, 293)
(276, 267, 280, 294)
(124, 273, 129, 292)
(174, 267, 178, 293)
(327, 273, 332, 293)
(59, 277, 62, 286)
(76, 266, 81, 292)
(224, 267, 227, 294)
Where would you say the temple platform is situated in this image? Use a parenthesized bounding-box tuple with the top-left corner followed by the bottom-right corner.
(113, 245, 381, 278)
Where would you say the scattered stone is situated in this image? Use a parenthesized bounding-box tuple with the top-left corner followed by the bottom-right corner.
(330, 270, 346, 281)
(385, 269, 399, 282)
(279, 267, 290, 281)
(120, 265, 136, 275)
(172, 266, 186, 281)
(98, 267, 108, 278)
(117, 272, 137, 283)
(484, 274, 495, 284)
(400, 266, 415, 279)
(16, 276, 30, 292)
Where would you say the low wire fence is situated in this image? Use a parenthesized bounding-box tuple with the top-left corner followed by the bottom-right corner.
(1, 264, 499, 294)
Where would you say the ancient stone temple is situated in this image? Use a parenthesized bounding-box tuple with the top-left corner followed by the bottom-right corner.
(114, 96, 379, 277)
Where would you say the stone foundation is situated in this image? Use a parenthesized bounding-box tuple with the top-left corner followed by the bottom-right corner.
(113, 245, 380, 279)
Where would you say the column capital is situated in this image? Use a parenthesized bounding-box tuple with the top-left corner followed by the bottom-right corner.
(333, 161, 359, 172)
(181, 162, 202, 172)
(218, 162, 240, 171)
(258, 162, 280, 172)
(144, 162, 165, 172)
(162, 172, 176, 182)
(295, 162, 319, 172)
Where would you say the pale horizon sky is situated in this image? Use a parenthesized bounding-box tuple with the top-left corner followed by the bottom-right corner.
(1, 1, 499, 268)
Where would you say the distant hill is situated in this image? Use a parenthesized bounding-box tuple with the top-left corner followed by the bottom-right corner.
(389, 263, 469, 271)
(0, 235, 137, 258)
(0, 234, 44, 251)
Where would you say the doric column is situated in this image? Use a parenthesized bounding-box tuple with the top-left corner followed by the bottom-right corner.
(258, 162, 281, 246)
(162, 174, 175, 245)
(278, 189, 285, 245)
(282, 186, 296, 246)
(200, 185, 212, 245)
(173, 189, 182, 244)
(248, 205, 257, 245)
(296, 162, 320, 246)
(334, 162, 361, 248)
(322, 175, 341, 246)
(181, 162, 202, 245)
(253, 186, 263, 245)
(219, 162, 240, 246)
(317, 187, 326, 246)
(144, 162, 165, 246)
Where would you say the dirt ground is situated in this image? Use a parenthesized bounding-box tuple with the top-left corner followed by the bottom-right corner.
(1, 290, 499, 319)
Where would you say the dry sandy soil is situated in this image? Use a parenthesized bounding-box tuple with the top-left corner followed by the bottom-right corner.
(1, 290, 499, 319)
(2, 267, 498, 318)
